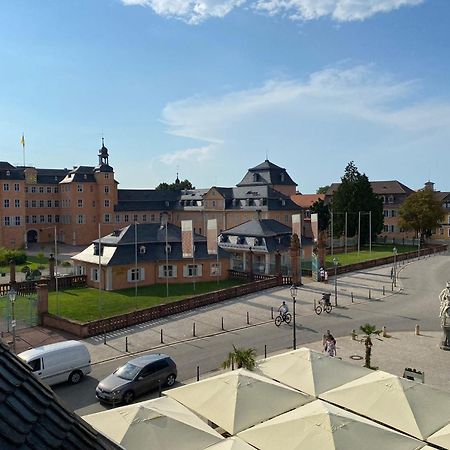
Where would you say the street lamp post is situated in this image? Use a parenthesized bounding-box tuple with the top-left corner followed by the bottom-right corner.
(290, 284, 298, 350)
(393, 247, 397, 287)
(8, 288, 17, 353)
(333, 257, 339, 306)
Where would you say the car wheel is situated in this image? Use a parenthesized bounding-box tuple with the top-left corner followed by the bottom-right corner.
(69, 370, 83, 385)
(122, 390, 135, 404)
(166, 374, 176, 387)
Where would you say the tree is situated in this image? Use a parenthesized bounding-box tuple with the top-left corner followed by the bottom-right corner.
(399, 188, 444, 240)
(310, 198, 330, 232)
(221, 345, 256, 370)
(156, 179, 194, 191)
(316, 185, 330, 194)
(332, 162, 383, 244)
(359, 323, 382, 369)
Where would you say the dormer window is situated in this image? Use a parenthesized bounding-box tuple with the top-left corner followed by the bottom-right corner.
(139, 245, 146, 254)
(165, 244, 172, 254)
(280, 173, 285, 182)
(253, 173, 260, 182)
(281, 199, 286, 206)
(6, 170, 10, 176)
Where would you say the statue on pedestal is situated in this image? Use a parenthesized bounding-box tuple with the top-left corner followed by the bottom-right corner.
(439, 282, 450, 350)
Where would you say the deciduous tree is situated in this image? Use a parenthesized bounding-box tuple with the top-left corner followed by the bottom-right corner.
(399, 188, 444, 240)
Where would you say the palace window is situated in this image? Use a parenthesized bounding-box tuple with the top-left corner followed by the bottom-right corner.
(47, 187, 52, 193)
(159, 265, 177, 278)
(32, 215, 37, 224)
(77, 185, 83, 192)
(3, 199, 9, 208)
(31, 187, 36, 193)
(40, 215, 45, 223)
(124, 214, 129, 222)
(128, 268, 144, 282)
(77, 215, 85, 224)
(15, 216, 21, 226)
(3, 217, 10, 227)
(184, 264, 202, 277)
(104, 186, 110, 194)
(104, 200, 110, 207)
(48, 215, 52, 223)
(78, 199, 83, 207)
(91, 268, 99, 282)
(14, 184, 20, 192)
(39, 187, 44, 193)
(3, 183, 9, 191)
(47, 200, 52, 207)
(211, 263, 221, 276)
(104, 214, 111, 223)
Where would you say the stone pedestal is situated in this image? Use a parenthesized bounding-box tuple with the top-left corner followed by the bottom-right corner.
(9, 259, 16, 284)
(440, 324, 450, 351)
(48, 254, 55, 279)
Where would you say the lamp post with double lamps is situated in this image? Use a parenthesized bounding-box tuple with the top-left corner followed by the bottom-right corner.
(393, 247, 397, 287)
(8, 288, 17, 353)
(290, 284, 298, 350)
(333, 257, 339, 306)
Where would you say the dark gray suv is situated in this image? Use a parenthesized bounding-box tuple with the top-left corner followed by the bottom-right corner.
(96, 353, 177, 405)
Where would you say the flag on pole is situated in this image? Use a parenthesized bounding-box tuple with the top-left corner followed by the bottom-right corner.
(20, 133, 25, 148)
(311, 213, 319, 243)
(207, 219, 218, 255)
(292, 214, 301, 241)
(181, 220, 194, 258)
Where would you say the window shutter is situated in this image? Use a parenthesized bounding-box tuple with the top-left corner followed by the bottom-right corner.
(140, 268, 145, 281)
(197, 264, 202, 277)
(158, 265, 164, 278)
(183, 265, 188, 277)
(127, 269, 132, 282)
(172, 266, 177, 278)
(91, 268, 95, 281)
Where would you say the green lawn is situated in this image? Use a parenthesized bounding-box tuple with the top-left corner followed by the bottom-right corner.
(48, 279, 243, 322)
(325, 244, 417, 268)
(0, 255, 49, 274)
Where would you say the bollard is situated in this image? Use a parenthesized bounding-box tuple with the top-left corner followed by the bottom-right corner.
(264, 344, 267, 359)
(231, 357, 234, 371)
(193, 322, 196, 337)
(247, 311, 250, 325)
(196, 365, 200, 381)
(160, 329, 163, 344)
(382, 326, 387, 337)
(103, 331, 106, 345)
(415, 324, 420, 336)
(271, 307, 274, 319)
(351, 292, 354, 303)
(391, 282, 394, 292)
(125, 336, 129, 352)
(383, 285, 385, 296)
(221, 317, 224, 331)
(369, 288, 371, 300)
(314, 299, 316, 310)
(351, 329, 357, 340)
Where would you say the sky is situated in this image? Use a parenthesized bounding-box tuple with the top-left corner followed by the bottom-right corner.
(1, 0, 449, 193)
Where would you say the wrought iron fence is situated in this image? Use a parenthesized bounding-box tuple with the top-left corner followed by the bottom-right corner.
(0, 292, 38, 333)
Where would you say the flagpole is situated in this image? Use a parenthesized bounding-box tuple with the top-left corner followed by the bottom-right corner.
(21, 133, 26, 167)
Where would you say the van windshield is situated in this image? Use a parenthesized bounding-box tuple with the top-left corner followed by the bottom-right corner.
(115, 363, 140, 380)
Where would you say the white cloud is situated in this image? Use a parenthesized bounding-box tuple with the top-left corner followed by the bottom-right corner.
(121, 0, 424, 23)
(121, 0, 245, 24)
(159, 65, 450, 190)
(254, 0, 425, 22)
(159, 144, 216, 164)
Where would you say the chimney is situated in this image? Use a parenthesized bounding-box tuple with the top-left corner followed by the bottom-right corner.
(424, 181, 434, 191)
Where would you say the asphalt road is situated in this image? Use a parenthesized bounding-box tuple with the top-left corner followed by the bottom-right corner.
(53, 253, 450, 416)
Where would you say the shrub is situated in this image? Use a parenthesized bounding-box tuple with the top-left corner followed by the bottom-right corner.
(0, 248, 27, 266)
(61, 261, 72, 268)
(37, 252, 45, 260)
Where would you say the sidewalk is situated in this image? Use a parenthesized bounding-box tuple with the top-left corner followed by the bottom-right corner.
(2, 259, 405, 358)
(3, 257, 450, 391)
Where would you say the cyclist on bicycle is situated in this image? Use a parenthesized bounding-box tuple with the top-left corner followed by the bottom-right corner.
(278, 301, 289, 319)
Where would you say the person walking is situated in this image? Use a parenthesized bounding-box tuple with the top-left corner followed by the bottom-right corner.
(324, 334, 337, 357)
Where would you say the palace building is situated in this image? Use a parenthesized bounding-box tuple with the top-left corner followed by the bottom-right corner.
(0, 143, 302, 249)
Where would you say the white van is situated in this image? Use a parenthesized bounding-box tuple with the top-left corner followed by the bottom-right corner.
(18, 340, 91, 386)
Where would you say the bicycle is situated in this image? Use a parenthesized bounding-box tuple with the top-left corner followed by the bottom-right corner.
(315, 293, 333, 315)
(275, 312, 292, 326)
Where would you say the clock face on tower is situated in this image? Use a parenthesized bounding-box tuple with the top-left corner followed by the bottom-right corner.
(26, 173, 37, 184)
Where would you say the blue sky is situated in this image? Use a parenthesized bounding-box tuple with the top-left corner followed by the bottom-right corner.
(1, 0, 449, 193)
